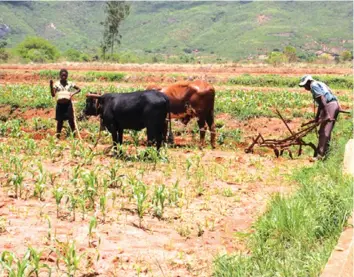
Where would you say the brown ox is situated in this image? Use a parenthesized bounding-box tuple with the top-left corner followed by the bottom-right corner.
(147, 80, 216, 148)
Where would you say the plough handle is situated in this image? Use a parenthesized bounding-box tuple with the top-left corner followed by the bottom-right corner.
(245, 134, 261, 153)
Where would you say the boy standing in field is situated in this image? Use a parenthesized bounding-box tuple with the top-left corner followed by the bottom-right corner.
(50, 69, 81, 139)
(299, 75, 340, 161)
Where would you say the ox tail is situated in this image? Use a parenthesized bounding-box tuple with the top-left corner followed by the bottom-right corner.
(167, 101, 174, 144)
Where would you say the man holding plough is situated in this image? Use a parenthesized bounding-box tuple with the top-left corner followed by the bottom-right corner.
(299, 75, 345, 161)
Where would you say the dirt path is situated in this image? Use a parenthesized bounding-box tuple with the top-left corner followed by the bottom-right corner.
(0, 63, 351, 75)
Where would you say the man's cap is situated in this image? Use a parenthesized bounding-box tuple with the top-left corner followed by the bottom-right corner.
(299, 75, 314, 86)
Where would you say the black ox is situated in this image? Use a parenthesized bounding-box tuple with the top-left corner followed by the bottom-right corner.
(85, 90, 172, 152)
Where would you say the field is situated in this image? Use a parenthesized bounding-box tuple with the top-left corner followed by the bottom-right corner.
(0, 63, 352, 276)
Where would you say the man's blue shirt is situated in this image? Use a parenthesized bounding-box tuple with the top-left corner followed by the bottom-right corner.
(310, 81, 337, 103)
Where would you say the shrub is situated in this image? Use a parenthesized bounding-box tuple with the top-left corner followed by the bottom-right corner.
(16, 36, 59, 62)
(80, 53, 91, 62)
(0, 40, 9, 62)
(283, 45, 297, 62)
(267, 51, 288, 66)
(340, 50, 353, 62)
(317, 53, 333, 64)
(64, 49, 81, 62)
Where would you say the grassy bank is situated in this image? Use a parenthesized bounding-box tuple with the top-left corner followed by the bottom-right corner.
(213, 119, 353, 277)
(227, 74, 353, 90)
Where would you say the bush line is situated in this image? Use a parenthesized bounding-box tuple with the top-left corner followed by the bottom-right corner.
(38, 70, 126, 82)
(36, 71, 353, 90)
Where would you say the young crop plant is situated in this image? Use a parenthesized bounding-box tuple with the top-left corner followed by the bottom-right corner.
(69, 193, 79, 222)
(168, 181, 182, 207)
(52, 186, 65, 218)
(7, 156, 25, 198)
(32, 117, 53, 131)
(129, 130, 141, 146)
(99, 193, 108, 223)
(176, 224, 191, 238)
(107, 162, 122, 188)
(24, 138, 37, 155)
(49, 172, 59, 187)
(82, 170, 98, 210)
(45, 215, 52, 242)
(32, 163, 48, 201)
(152, 184, 167, 219)
(222, 188, 234, 197)
(8, 119, 22, 138)
(55, 240, 84, 276)
(0, 250, 31, 277)
(88, 216, 98, 247)
(70, 165, 83, 187)
(0, 217, 7, 234)
(132, 180, 149, 228)
(0, 248, 50, 277)
(28, 247, 52, 277)
(7, 173, 24, 199)
(186, 157, 193, 179)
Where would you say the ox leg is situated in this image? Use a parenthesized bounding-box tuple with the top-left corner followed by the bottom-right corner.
(197, 118, 207, 148)
(118, 128, 123, 145)
(163, 120, 168, 142)
(146, 126, 156, 148)
(206, 111, 216, 149)
(156, 125, 164, 150)
(111, 127, 119, 155)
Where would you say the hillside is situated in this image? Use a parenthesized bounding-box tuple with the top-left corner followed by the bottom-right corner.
(0, 1, 352, 60)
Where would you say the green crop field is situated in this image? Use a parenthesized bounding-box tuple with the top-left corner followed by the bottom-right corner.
(0, 65, 352, 276)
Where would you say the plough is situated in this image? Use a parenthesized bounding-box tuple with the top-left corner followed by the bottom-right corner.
(245, 109, 320, 158)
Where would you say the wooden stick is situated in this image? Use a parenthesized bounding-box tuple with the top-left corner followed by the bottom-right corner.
(275, 109, 295, 136)
(71, 101, 82, 140)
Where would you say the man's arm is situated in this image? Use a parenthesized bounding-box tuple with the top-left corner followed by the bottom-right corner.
(49, 80, 56, 97)
(71, 85, 81, 98)
(315, 95, 331, 122)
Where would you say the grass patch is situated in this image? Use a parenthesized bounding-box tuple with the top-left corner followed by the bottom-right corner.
(38, 70, 58, 79)
(227, 74, 353, 90)
(83, 71, 126, 82)
(213, 119, 353, 277)
(215, 89, 312, 120)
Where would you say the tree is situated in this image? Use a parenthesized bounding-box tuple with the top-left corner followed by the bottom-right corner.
(267, 52, 287, 66)
(101, 1, 130, 58)
(64, 48, 81, 62)
(0, 40, 9, 62)
(283, 46, 297, 62)
(340, 50, 353, 62)
(16, 37, 59, 62)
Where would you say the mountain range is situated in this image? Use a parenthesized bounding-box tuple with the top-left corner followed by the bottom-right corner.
(0, 1, 352, 60)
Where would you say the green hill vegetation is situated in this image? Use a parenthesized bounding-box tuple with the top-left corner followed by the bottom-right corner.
(0, 1, 352, 62)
